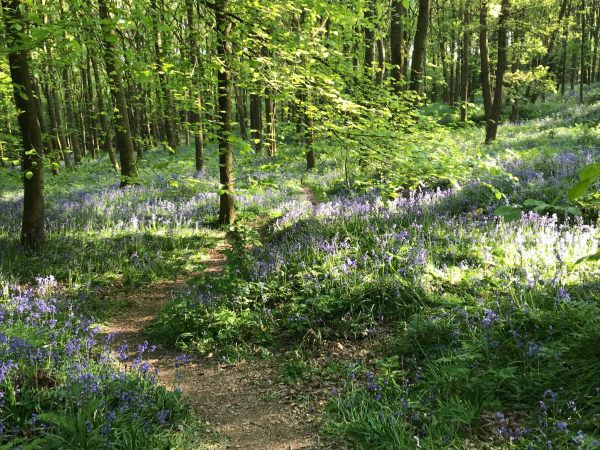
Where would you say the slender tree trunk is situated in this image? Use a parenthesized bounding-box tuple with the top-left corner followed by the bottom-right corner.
(98, 0, 138, 185)
(264, 90, 276, 157)
(410, 0, 431, 93)
(460, 5, 470, 122)
(85, 55, 99, 158)
(2, 0, 46, 250)
(91, 58, 119, 171)
(545, 0, 570, 74)
(364, 0, 376, 81)
(580, 0, 587, 103)
(215, 0, 235, 224)
(250, 93, 263, 154)
(186, 0, 205, 172)
(376, 39, 386, 84)
(151, 0, 178, 151)
(561, 18, 570, 95)
(235, 83, 248, 140)
(305, 96, 315, 170)
(390, 0, 405, 93)
(62, 68, 82, 164)
(486, 0, 510, 143)
(480, 0, 493, 123)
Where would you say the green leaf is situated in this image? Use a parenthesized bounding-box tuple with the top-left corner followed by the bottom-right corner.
(564, 206, 583, 216)
(494, 206, 522, 222)
(402, 0, 410, 8)
(579, 163, 600, 181)
(24, 171, 33, 180)
(567, 179, 592, 201)
(523, 199, 546, 207)
(575, 251, 600, 264)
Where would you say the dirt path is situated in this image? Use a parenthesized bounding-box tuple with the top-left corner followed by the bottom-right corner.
(101, 227, 322, 449)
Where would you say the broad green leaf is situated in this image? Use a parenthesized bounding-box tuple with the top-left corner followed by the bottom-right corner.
(579, 163, 600, 181)
(494, 206, 522, 222)
(568, 179, 592, 201)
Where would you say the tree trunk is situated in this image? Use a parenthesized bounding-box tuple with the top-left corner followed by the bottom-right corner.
(561, 17, 570, 95)
(151, 0, 178, 151)
(250, 93, 263, 154)
(376, 38, 386, 84)
(264, 90, 276, 157)
(91, 58, 119, 171)
(580, 0, 587, 103)
(390, 0, 405, 93)
(305, 101, 315, 170)
(215, 0, 235, 224)
(235, 83, 248, 140)
(364, 0, 376, 81)
(592, 1, 600, 82)
(85, 56, 99, 158)
(410, 0, 431, 93)
(485, 0, 510, 143)
(544, 0, 570, 74)
(98, 0, 138, 185)
(62, 68, 82, 164)
(460, 5, 470, 122)
(186, 0, 205, 172)
(2, 0, 46, 250)
(479, 0, 493, 122)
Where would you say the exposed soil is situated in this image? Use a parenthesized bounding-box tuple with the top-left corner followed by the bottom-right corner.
(101, 228, 323, 449)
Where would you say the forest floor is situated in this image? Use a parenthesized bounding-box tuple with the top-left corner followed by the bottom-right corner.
(101, 191, 325, 450)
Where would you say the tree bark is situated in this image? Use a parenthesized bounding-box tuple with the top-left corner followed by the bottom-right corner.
(410, 0, 431, 93)
(250, 93, 263, 154)
(62, 68, 82, 164)
(479, 0, 493, 122)
(390, 0, 405, 93)
(235, 83, 248, 140)
(215, 0, 235, 224)
(264, 90, 276, 157)
(186, 0, 205, 172)
(2, 0, 46, 250)
(485, 0, 510, 143)
(151, 0, 178, 151)
(580, 0, 587, 103)
(364, 0, 376, 81)
(460, 5, 470, 122)
(98, 0, 138, 185)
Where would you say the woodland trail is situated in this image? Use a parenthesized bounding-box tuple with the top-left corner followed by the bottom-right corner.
(101, 192, 324, 449)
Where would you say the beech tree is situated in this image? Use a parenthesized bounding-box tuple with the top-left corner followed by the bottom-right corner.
(97, 0, 139, 186)
(2, 0, 46, 250)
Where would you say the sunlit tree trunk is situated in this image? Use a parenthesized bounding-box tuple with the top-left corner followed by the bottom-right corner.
(460, 4, 470, 122)
(250, 93, 263, 154)
(2, 0, 46, 250)
(580, 0, 587, 103)
(390, 0, 405, 93)
(215, 0, 235, 224)
(364, 0, 376, 81)
(98, 0, 138, 185)
(410, 0, 430, 93)
(264, 90, 276, 157)
(485, 0, 510, 143)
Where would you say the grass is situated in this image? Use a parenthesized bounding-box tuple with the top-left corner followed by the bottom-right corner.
(0, 142, 306, 448)
(3, 88, 600, 448)
(151, 92, 600, 448)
